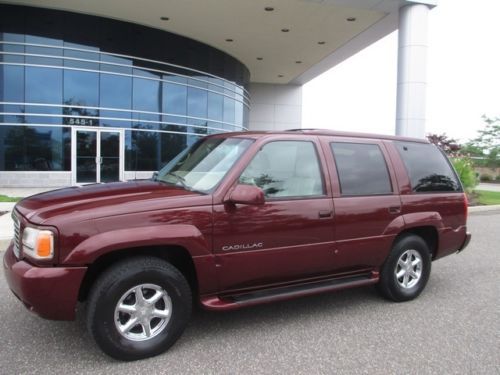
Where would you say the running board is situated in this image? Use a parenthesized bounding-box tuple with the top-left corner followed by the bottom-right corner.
(200, 272, 379, 311)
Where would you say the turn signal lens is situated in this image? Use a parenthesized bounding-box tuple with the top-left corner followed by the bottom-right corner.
(22, 227, 54, 260)
(36, 232, 53, 258)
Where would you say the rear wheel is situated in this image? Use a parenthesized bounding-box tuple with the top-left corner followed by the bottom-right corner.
(377, 234, 431, 302)
(86, 257, 192, 361)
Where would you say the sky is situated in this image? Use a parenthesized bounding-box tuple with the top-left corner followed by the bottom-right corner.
(302, 0, 500, 143)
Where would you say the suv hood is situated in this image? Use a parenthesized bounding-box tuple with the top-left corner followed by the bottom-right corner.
(15, 180, 207, 225)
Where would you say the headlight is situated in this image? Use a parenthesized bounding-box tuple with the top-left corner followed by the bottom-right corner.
(22, 227, 54, 260)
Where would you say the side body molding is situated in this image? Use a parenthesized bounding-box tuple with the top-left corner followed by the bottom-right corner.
(62, 224, 211, 265)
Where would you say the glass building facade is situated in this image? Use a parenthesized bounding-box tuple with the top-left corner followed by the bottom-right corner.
(0, 5, 250, 185)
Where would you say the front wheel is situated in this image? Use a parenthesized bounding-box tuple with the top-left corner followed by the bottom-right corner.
(377, 234, 431, 302)
(86, 257, 192, 361)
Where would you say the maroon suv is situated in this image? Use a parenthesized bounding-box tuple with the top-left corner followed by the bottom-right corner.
(3, 130, 471, 360)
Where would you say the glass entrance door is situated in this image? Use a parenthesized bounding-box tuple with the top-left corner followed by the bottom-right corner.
(73, 128, 123, 184)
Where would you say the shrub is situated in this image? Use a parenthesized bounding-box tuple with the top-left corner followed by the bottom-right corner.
(452, 157, 477, 192)
(480, 174, 492, 182)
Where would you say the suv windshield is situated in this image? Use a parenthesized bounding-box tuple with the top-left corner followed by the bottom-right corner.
(154, 137, 253, 193)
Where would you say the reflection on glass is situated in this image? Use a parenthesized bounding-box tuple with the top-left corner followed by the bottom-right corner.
(76, 130, 97, 183)
(100, 131, 120, 182)
(1, 125, 69, 171)
(25, 67, 63, 104)
(64, 70, 99, 111)
(1, 66, 24, 123)
(163, 81, 187, 116)
(100, 74, 132, 109)
(396, 142, 461, 192)
(0, 30, 249, 173)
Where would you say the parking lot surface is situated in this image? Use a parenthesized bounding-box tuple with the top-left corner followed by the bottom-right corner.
(1, 212, 499, 374)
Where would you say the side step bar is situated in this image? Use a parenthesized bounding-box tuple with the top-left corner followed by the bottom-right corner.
(200, 272, 379, 311)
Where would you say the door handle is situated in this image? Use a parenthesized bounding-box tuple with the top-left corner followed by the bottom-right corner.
(388, 206, 401, 214)
(318, 210, 333, 218)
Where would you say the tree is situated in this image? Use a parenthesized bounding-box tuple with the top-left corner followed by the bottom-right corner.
(463, 116, 500, 167)
(426, 133, 460, 156)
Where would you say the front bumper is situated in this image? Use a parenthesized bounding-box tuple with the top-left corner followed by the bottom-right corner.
(3, 242, 87, 320)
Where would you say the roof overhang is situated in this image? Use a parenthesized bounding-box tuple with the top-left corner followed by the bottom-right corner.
(3, 0, 437, 84)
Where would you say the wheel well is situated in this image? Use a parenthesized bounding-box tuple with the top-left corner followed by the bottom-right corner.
(395, 226, 439, 259)
(78, 245, 198, 302)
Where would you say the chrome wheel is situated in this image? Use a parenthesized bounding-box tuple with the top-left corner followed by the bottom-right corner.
(395, 249, 423, 289)
(114, 284, 172, 341)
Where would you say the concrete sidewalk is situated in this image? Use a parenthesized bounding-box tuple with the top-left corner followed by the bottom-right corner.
(0, 187, 60, 247)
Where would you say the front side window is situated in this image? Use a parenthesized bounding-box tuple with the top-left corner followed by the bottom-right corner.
(331, 142, 392, 196)
(395, 142, 461, 192)
(156, 137, 253, 193)
(239, 141, 324, 198)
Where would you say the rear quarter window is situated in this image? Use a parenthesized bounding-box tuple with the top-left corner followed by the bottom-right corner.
(395, 141, 462, 193)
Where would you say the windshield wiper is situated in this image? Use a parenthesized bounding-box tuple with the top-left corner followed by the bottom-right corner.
(156, 171, 207, 195)
(165, 171, 188, 189)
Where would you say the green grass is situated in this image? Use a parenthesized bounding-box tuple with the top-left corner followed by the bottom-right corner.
(475, 190, 500, 205)
(0, 195, 22, 202)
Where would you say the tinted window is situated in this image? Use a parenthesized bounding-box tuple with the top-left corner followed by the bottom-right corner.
(1, 125, 70, 171)
(331, 142, 392, 196)
(240, 141, 324, 198)
(396, 142, 461, 192)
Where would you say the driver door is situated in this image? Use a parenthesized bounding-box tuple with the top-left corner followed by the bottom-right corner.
(212, 139, 336, 292)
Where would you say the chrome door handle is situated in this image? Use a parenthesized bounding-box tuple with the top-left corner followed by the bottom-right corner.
(388, 206, 401, 214)
(318, 210, 333, 218)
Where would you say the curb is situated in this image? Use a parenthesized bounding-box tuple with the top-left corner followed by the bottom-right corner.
(468, 204, 500, 213)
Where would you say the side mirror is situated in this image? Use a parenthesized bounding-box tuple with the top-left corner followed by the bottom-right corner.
(227, 184, 265, 205)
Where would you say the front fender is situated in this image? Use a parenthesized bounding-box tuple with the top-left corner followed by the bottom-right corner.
(62, 224, 210, 265)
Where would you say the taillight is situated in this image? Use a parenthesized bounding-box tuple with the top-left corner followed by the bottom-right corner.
(463, 193, 468, 218)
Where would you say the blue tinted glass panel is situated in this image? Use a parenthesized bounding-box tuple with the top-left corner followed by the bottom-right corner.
(64, 70, 99, 107)
(64, 42, 99, 69)
(0, 34, 24, 63)
(25, 67, 63, 104)
(223, 97, 235, 128)
(25, 35, 63, 65)
(0, 125, 70, 171)
(234, 101, 243, 127)
(187, 87, 207, 118)
(100, 73, 132, 109)
(100, 54, 133, 74)
(1, 66, 24, 123)
(208, 93, 223, 122)
(133, 76, 160, 112)
(163, 79, 187, 117)
(100, 110, 131, 128)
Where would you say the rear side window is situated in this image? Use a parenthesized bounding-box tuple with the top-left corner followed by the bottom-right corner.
(331, 142, 392, 196)
(395, 142, 461, 192)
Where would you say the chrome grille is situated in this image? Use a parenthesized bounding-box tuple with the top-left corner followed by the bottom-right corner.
(12, 213, 21, 259)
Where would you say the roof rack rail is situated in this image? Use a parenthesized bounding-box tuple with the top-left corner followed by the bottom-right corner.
(286, 128, 319, 132)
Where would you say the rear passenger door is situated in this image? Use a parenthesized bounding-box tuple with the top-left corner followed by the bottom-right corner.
(320, 137, 402, 271)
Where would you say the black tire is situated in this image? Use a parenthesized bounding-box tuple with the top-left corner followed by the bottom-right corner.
(377, 234, 431, 302)
(86, 256, 192, 361)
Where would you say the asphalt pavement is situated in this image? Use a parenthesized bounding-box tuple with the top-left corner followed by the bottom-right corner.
(0, 211, 499, 374)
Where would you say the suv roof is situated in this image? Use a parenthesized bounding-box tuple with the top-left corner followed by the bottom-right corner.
(215, 129, 430, 144)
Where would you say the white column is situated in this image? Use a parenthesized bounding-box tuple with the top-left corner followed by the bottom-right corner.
(396, 3, 430, 138)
